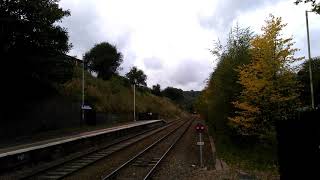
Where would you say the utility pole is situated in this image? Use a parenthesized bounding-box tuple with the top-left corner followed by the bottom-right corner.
(82, 59, 85, 122)
(306, 10, 315, 109)
(133, 81, 136, 121)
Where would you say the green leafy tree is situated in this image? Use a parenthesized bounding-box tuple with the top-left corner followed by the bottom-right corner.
(0, 0, 71, 54)
(202, 26, 253, 137)
(298, 57, 320, 107)
(162, 87, 183, 102)
(229, 15, 302, 137)
(0, 0, 73, 102)
(125, 66, 147, 86)
(151, 84, 161, 96)
(84, 42, 123, 80)
(295, 0, 320, 14)
(194, 88, 209, 116)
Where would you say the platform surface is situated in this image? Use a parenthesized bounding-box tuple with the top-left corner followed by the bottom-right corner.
(0, 120, 163, 158)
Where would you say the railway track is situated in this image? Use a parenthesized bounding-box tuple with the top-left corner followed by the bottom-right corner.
(101, 119, 193, 180)
(20, 120, 183, 180)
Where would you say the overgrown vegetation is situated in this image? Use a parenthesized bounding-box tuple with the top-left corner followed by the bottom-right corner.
(1, 0, 74, 105)
(60, 67, 182, 118)
(195, 16, 306, 172)
(197, 25, 253, 138)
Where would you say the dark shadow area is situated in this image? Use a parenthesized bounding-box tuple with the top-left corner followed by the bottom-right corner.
(276, 109, 320, 179)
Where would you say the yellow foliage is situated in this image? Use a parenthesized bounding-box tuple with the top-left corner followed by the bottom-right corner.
(230, 15, 302, 136)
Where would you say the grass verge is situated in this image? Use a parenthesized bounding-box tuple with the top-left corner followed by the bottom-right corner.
(214, 132, 279, 175)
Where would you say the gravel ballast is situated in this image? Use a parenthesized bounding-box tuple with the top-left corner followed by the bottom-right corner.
(152, 118, 215, 180)
(65, 120, 186, 180)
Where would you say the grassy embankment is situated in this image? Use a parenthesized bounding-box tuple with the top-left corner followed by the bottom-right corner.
(59, 67, 183, 119)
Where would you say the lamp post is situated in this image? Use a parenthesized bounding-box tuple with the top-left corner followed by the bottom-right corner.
(305, 10, 315, 109)
(82, 59, 85, 122)
(133, 80, 136, 121)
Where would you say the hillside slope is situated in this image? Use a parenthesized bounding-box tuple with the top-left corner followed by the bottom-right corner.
(60, 67, 183, 118)
(181, 90, 200, 112)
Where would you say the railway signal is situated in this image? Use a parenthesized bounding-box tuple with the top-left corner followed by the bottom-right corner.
(195, 123, 205, 133)
(195, 123, 205, 167)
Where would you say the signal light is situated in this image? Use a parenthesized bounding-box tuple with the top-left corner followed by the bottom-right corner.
(195, 123, 205, 133)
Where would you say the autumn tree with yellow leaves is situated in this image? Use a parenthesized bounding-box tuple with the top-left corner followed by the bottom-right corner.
(229, 15, 302, 137)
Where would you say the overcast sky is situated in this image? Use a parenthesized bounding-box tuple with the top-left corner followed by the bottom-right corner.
(59, 0, 320, 91)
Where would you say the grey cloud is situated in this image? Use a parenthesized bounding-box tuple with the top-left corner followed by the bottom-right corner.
(60, 2, 101, 58)
(119, 51, 137, 75)
(199, 0, 285, 31)
(170, 60, 207, 87)
(310, 28, 320, 58)
(143, 57, 163, 70)
(115, 31, 132, 51)
(294, 27, 320, 59)
(60, 1, 132, 59)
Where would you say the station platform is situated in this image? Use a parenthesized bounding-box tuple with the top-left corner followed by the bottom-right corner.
(0, 119, 165, 172)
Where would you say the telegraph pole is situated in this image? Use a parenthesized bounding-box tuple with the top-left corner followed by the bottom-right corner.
(82, 59, 85, 122)
(133, 82, 136, 121)
(305, 10, 315, 109)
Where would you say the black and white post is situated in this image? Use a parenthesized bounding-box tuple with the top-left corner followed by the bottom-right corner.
(199, 132, 203, 167)
(196, 123, 205, 168)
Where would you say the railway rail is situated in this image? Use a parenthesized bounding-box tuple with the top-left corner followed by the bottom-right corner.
(101, 119, 193, 180)
(20, 120, 183, 180)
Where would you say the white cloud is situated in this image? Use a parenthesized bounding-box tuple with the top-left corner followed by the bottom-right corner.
(59, 0, 320, 90)
(143, 57, 163, 70)
(233, 1, 320, 58)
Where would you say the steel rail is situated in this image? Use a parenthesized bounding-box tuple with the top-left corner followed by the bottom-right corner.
(22, 120, 181, 180)
(101, 119, 192, 180)
(143, 120, 193, 180)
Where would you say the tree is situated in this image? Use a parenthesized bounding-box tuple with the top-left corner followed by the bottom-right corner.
(162, 87, 183, 102)
(84, 42, 123, 80)
(295, 0, 320, 14)
(0, 0, 73, 102)
(194, 88, 210, 116)
(125, 66, 147, 86)
(229, 15, 302, 137)
(199, 25, 252, 138)
(298, 57, 320, 107)
(179, 90, 200, 113)
(151, 84, 161, 96)
(0, 0, 71, 54)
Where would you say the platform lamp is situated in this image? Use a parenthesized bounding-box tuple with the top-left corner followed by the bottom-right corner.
(82, 58, 85, 123)
(133, 79, 137, 122)
(305, 10, 315, 109)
